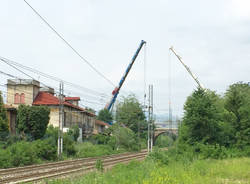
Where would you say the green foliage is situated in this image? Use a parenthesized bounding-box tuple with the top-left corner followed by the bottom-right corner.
(44, 125, 59, 145)
(179, 88, 223, 145)
(0, 139, 58, 168)
(0, 92, 9, 139)
(63, 133, 76, 156)
(97, 109, 113, 123)
(5, 141, 38, 167)
(67, 125, 80, 142)
(32, 139, 57, 161)
(44, 125, 76, 157)
(148, 148, 169, 165)
(90, 134, 110, 144)
(76, 142, 118, 158)
(95, 159, 104, 172)
(111, 123, 141, 151)
(224, 82, 250, 148)
(115, 95, 147, 135)
(48, 156, 250, 184)
(16, 105, 50, 140)
(155, 133, 175, 148)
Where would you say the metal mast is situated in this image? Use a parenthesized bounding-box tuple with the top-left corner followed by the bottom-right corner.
(58, 81, 64, 157)
(148, 84, 154, 152)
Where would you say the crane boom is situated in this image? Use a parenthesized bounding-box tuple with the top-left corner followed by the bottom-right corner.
(169, 46, 204, 89)
(106, 40, 146, 111)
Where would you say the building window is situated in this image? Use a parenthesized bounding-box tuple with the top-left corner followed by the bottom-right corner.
(14, 93, 20, 104)
(20, 93, 25, 104)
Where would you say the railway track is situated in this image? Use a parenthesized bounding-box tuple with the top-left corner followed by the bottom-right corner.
(0, 150, 148, 184)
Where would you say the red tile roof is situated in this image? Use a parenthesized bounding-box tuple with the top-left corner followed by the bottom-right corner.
(33, 92, 95, 116)
(95, 119, 110, 126)
(65, 97, 80, 101)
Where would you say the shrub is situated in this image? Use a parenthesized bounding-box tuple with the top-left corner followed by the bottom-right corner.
(0, 149, 11, 168)
(155, 134, 174, 148)
(112, 124, 140, 151)
(17, 105, 50, 140)
(7, 141, 38, 167)
(32, 139, 57, 161)
(89, 134, 110, 145)
(0, 92, 9, 140)
(44, 125, 58, 146)
(196, 143, 228, 159)
(76, 142, 115, 158)
(147, 148, 169, 165)
(63, 133, 76, 156)
(67, 125, 80, 142)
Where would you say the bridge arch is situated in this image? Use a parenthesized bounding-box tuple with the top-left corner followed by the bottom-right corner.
(153, 128, 178, 145)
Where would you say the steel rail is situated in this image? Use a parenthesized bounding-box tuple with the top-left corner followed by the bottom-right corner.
(0, 150, 148, 183)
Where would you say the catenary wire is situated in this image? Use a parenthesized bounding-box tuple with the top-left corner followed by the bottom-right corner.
(23, 0, 115, 87)
(0, 56, 110, 98)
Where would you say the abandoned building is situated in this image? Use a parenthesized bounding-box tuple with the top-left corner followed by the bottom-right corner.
(4, 79, 109, 138)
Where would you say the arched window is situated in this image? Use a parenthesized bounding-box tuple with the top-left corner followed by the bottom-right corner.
(20, 93, 25, 104)
(14, 93, 20, 104)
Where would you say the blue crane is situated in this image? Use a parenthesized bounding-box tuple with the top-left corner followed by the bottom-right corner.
(105, 40, 146, 112)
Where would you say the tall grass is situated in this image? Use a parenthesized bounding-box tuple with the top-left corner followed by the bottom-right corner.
(75, 142, 126, 158)
(48, 157, 250, 184)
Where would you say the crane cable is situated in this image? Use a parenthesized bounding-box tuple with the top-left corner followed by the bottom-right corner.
(168, 49, 172, 129)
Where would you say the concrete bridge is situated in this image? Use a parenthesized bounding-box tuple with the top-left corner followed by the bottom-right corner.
(153, 127, 178, 145)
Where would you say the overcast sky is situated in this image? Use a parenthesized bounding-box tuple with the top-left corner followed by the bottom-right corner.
(0, 0, 249, 118)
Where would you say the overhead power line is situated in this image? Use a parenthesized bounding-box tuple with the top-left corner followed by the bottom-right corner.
(0, 70, 18, 79)
(0, 70, 108, 105)
(0, 56, 110, 98)
(1, 58, 52, 89)
(23, 0, 115, 87)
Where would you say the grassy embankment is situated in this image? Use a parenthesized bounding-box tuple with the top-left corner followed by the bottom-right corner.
(48, 156, 250, 184)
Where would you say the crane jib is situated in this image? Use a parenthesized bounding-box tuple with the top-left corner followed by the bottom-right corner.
(106, 40, 146, 112)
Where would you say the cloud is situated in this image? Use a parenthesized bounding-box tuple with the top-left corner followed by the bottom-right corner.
(227, 0, 250, 19)
(0, 0, 249, 116)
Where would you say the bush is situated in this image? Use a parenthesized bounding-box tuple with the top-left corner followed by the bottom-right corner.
(16, 105, 50, 140)
(155, 134, 174, 148)
(63, 133, 76, 156)
(7, 141, 38, 167)
(90, 134, 110, 145)
(196, 143, 228, 159)
(32, 139, 57, 161)
(0, 149, 11, 168)
(112, 124, 141, 151)
(147, 148, 169, 165)
(0, 138, 58, 168)
(76, 142, 117, 158)
(67, 125, 80, 142)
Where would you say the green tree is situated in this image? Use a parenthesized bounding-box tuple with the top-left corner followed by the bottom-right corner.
(179, 88, 223, 145)
(0, 92, 8, 138)
(67, 125, 80, 142)
(116, 95, 147, 135)
(16, 105, 50, 140)
(109, 123, 140, 151)
(224, 82, 250, 148)
(97, 109, 113, 123)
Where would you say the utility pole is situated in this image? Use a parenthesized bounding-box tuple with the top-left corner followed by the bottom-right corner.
(148, 84, 154, 152)
(58, 81, 64, 158)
